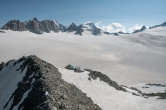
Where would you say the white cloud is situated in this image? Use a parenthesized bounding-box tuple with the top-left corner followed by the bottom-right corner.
(129, 24, 149, 33)
(95, 22, 126, 33)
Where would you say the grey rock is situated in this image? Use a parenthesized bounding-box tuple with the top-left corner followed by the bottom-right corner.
(75, 25, 84, 35)
(2, 18, 104, 35)
(1, 56, 102, 110)
(85, 69, 126, 92)
(146, 83, 166, 87)
(2, 17, 59, 34)
(2, 20, 27, 31)
(66, 23, 77, 32)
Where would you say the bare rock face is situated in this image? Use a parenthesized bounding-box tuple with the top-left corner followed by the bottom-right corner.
(0, 56, 101, 110)
(2, 20, 27, 31)
(66, 23, 77, 32)
(2, 17, 59, 34)
(2, 18, 102, 35)
(29, 17, 40, 33)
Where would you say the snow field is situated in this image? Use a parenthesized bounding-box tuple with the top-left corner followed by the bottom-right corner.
(59, 68, 166, 110)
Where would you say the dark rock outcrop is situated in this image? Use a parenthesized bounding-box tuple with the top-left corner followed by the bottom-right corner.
(1, 56, 101, 110)
(75, 25, 84, 35)
(118, 31, 129, 34)
(146, 83, 166, 87)
(66, 23, 77, 32)
(85, 69, 126, 91)
(65, 23, 84, 35)
(128, 85, 166, 99)
(144, 92, 166, 99)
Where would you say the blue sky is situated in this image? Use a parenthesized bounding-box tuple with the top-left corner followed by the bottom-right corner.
(0, 0, 166, 32)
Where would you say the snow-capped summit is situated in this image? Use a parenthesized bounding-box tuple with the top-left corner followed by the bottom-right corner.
(83, 22, 101, 35)
(83, 22, 97, 31)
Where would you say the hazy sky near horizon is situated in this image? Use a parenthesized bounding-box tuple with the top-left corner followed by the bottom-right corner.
(0, 0, 166, 31)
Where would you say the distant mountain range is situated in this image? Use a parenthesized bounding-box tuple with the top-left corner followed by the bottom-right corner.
(1, 17, 166, 35)
(1, 17, 102, 35)
(132, 22, 166, 34)
(149, 22, 166, 29)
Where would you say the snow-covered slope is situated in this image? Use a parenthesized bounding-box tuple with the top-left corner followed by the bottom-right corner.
(0, 55, 165, 110)
(0, 59, 27, 110)
(59, 68, 166, 110)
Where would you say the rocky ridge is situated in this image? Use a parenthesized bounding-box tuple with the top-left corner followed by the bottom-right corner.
(65, 22, 101, 35)
(0, 56, 101, 110)
(85, 69, 126, 92)
(149, 22, 166, 29)
(2, 18, 101, 35)
(2, 18, 59, 34)
(2, 18, 166, 35)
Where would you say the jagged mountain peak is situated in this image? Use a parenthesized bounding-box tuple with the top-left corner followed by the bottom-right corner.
(32, 17, 38, 22)
(2, 18, 166, 35)
(141, 25, 147, 29)
(2, 18, 59, 34)
(66, 22, 77, 31)
(133, 25, 147, 33)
